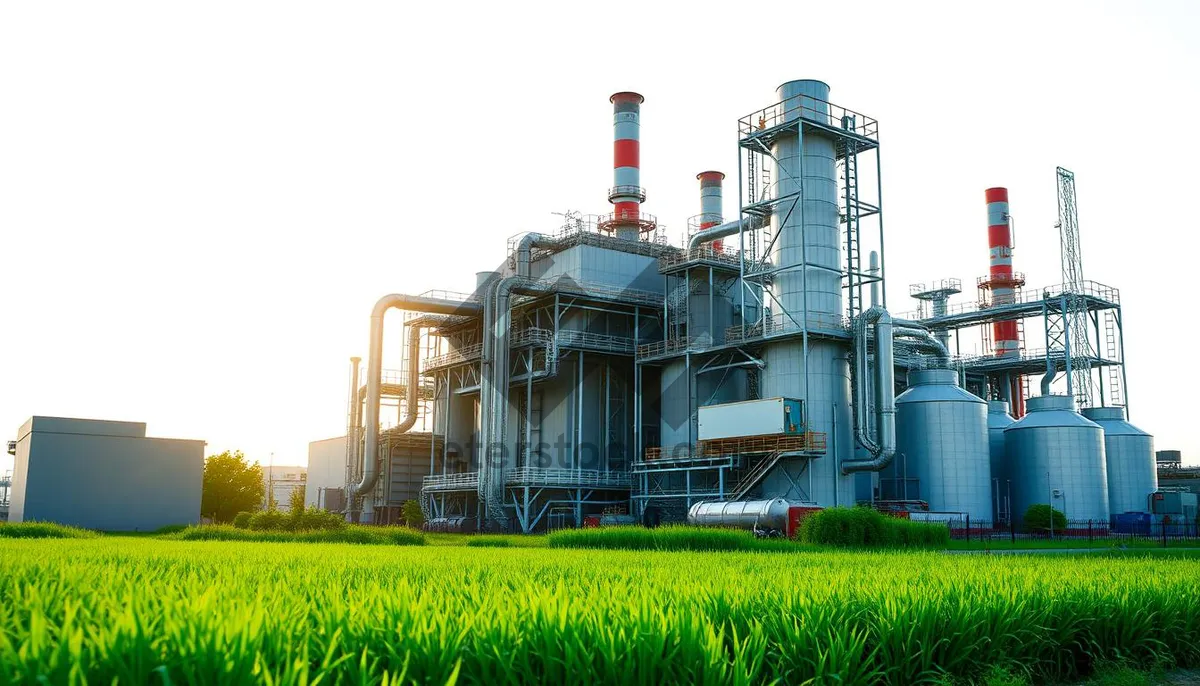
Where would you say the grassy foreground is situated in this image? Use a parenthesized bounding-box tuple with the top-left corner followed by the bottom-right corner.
(0, 539, 1198, 684)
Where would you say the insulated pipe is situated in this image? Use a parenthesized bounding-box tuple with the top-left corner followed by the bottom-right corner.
(608, 92, 646, 242)
(347, 356, 361, 487)
(696, 171, 725, 250)
(894, 325, 951, 365)
(844, 307, 896, 474)
(687, 215, 766, 250)
(478, 277, 555, 525)
(354, 294, 480, 498)
(515, 233, 553, 278)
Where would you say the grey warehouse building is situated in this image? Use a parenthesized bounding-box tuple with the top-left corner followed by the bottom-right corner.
(10, 416, 204, 531)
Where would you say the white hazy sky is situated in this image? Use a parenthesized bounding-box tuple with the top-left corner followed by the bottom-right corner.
(2, 1, 1198, 472)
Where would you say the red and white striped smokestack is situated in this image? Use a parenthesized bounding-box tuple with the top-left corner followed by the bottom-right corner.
(602, 92, 655, 240)
(697, 171, 725, 250)
(985, 187, 1019, 357)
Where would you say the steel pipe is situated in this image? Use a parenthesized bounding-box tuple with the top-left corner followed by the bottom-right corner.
(844, 307, 896, 474)
(687, 215, 766, 250)
(354, 294, 479, 499)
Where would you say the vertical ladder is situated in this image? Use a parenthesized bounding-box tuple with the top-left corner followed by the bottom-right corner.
(746, 151, 759, 262)
(842, 143, 862, 320)
(1103, 310, 1124, 406)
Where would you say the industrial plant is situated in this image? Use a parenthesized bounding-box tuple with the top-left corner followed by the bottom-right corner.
(319, 79, 1178, 534)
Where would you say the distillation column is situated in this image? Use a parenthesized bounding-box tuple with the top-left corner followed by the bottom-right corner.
(758, 79, 854, 505)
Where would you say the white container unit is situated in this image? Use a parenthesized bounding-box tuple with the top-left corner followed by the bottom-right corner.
(697, 397, 805, 441)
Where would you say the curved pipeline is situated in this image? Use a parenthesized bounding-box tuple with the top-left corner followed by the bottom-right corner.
(843, 307, 896, 474)
(515, 233, 555, 278)
(894, 325, 951, 365)
(686, 216, 766, 250)
(354, 294, 480, 498)
(477, 277, 557, 525)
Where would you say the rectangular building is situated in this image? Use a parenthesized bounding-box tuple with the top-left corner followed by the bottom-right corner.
(10, 416, 204, 531)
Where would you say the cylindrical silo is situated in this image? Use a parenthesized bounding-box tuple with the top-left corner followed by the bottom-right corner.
(759, 79, 854, 506)
(1081, 407, 1156, 518)
(987, 400, 1015, 523)
(1005, 395, 1109, 525)
(889, 369, 992, 520)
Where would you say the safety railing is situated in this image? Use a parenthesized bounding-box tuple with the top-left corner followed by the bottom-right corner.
(909, 278, 963, 296)
(658, 245, 743, 271)
(725, 312, 852, 344)
(698, 432, 827, 458)
(505, 468, 632, 488)
(896, 280, 1121, 322)
(555, 329, 636, 354)
(422, 343, 484, 371)
(637, 336, 696, 359)
(421, 472, 480, 491)
(607, 185, 646, 202)
(739, 94, 878, 140)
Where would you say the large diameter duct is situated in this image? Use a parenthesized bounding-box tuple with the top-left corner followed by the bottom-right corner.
(842, 307, 895, 474)
(346, 356, 361, 494)
(354, 294, 480, 500)
(602, 92, 653, 241)
(759, 79, 852, 505)
(687, 499, 791, 532)
(696, 171, 725, 250)
(687, 215, 765, 250)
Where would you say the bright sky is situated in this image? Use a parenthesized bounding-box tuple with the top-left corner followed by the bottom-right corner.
(2, 1, 1198, 472)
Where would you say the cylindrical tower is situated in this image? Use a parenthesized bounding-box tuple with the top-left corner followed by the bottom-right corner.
(1006, 395, 1109, 524)
(759, 79, 854, 506)
(985, 187, 1017, 356)
(1081, 407, 1157, 518)
(987, 400, 1015, 522)
(890, 369, 993, 520)
(601, 92, 655, 241)
(697, 171, 725, 250)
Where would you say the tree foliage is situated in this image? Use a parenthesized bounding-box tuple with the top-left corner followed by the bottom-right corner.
(201, 451, 265, 524)
(288, 487, 306, 515)
(1022, 504, 1067, 533)
(402, 500, 425, 529)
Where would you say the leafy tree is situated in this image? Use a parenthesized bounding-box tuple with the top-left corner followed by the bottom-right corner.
(1022, 504, 1067, 534)
(288, 487, 306, 515)
(201, 451, 265, 524)
(402, 500, 425, 529)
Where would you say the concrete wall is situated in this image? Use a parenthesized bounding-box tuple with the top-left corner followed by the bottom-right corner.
(306, 437, 345, 509)
(12, 416, 204, 531)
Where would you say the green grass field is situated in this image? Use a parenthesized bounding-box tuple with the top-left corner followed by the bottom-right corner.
(1, 538, 1197, 684)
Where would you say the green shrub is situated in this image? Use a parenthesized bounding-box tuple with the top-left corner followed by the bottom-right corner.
(799, 507, 948, 548)
(1023, 504, 1067, 533)
(248, 509, 288, 531)
(402, 499, 425, 528)
(152, 524, 188, 535)
(0, 522, 97, 539)
(289, 506, 346, 532)
(231, 512, 253, 529)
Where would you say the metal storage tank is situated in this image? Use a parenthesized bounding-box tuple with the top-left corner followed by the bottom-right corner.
(687, 498, 790, 531)
(1005, 395, 1109, 524)
(1081, 407, 1156, 517)
(759, 79, 855, 507)
(889, 369, 992, 520)
(987, 400, 1015, 522)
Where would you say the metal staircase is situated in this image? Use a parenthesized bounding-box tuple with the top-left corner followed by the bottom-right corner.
(726, 450, 787, 501)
